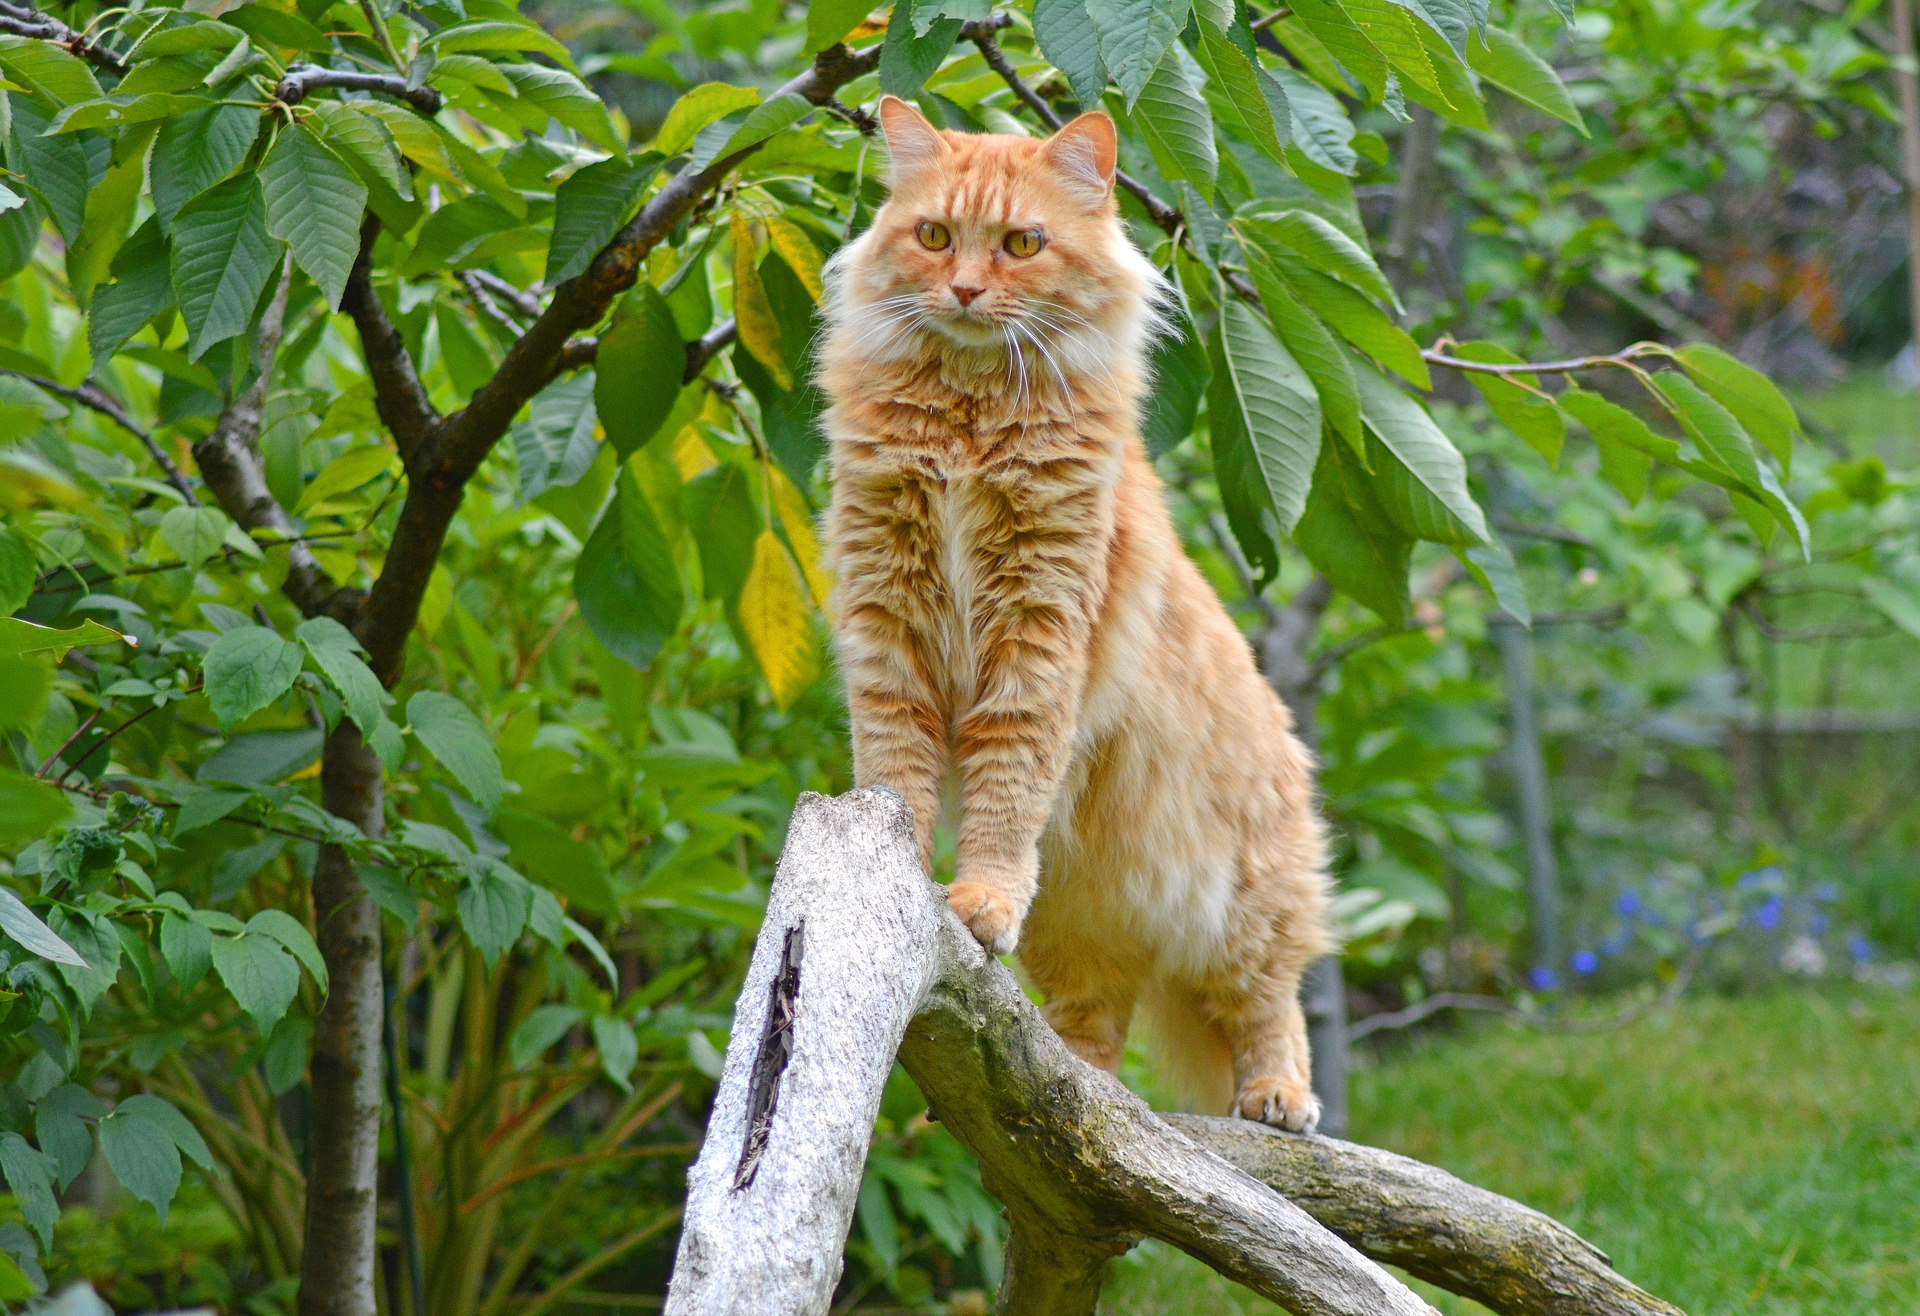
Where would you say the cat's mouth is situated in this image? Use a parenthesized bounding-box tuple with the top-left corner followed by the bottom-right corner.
(927, 307, 1011, 350)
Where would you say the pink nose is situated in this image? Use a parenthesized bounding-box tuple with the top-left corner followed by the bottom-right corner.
(951, 284, 983, 307)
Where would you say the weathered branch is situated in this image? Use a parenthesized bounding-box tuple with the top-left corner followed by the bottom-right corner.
(2, 367, 198, 505)
(1167, 1118, 1686, 1316)
(276, 63, 442, 115)
(0, 1, 125, 71)
(668, 790, 1688, 1316)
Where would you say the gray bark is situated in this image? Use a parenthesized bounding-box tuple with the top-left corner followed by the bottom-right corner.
(1493, 615, 1562, 981)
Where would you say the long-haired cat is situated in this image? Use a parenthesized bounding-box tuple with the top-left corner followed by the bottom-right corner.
(817, 96, 1331, 1129)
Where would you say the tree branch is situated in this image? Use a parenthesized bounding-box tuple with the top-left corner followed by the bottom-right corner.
(1421, 342, 1670, 378)
(340, 216, 439, 467)
(1, 367, 198, 505)
(0, 1, 125, 72)
(557, 317, 739, 382)
(276, 63, 441, 115)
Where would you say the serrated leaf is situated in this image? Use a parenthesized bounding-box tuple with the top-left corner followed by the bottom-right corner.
(513, 372, 599, 502)
(0, 1133, 57, 1249)
(653, 82, 760, 156)
(693, 92, 812, 169)
(170, 175, 276, 359)
(1212, 297, 1322, 539)
(1354, 358, 1489, 544)
(160, 504, 230, 568)
(0, 35, 103, 104)
(591, 1014, 639, 1091)
(151, 103, 259, 227)
(573, 481, 681, 669)
(202, 626, 304, 727)
(1285, 0, 1389, 98)
(733, 214, 790, 388)
(1674, 342, 1798, 472)
(7, 95, 102, 242)
(1277, 258, 1428, 387)
(296, 616, 390, 742)
(547, 153, 658, 285)
(1239, 209, 1397, 310)
(99, 1107, 182, 1222)
(1294, 435, 1412, 625)
(408, 691, 503, 816)
(1193, 18, 1285, 164)
(764, 213, 825, 301)
(1034, 0, 1108, 108)
(0, 889, 85, 967)
(1142, 305, 1210, 458)
(499, 63, 622, 154)
(739, 529, 818, 708)
(306, 99, 413, 203)
(259, 124, 365, 309)
(1089, 0, 1189, 108)
(211, 930, 300, 1033)
(597, 283, 685, 456)
(90, 219, 174, 366)
(1450, 341, 1564, 465)
(1654, 372, 1763, 493)
(457, 863, 531, 968)
(1133, 44, 1216, 190)
(1269, 63, 1356, 174)
(878, 8, 960, 98)
(1466, 26, 1584, 133)
(1245, 251, 1362, 449)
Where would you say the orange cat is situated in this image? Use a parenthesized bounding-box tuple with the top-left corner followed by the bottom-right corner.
(817, 97, 1331, 1129)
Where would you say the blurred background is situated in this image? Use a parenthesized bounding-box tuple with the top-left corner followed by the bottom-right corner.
(3, 0, 1917, 1312)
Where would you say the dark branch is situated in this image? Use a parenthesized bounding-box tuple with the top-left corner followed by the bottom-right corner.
(0, 3, 126, 73)
(555, 316, 739, 381)
(276, 63, 442, 115)
(341, 217, 440, 466)
(467, 268, 543, 320)
(2, 368, 197, 505)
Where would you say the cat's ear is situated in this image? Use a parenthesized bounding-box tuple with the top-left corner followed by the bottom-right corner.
(879, 94, 948, 189)
(1041, 112, 1118, 204)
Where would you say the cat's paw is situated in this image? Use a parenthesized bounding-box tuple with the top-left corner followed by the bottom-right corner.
(1235, 1076, 1321, 1133)
(947, 882, 1022, 955)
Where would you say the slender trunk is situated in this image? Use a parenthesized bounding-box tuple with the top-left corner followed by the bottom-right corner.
(1893, 0, 1920, 436)
(299, 722, 387, 1316)
(1385, 107, 1439, 285)
(1493, 617, 1560, 984)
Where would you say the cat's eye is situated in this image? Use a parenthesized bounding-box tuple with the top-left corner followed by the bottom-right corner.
(1004, 229, 1045, 258)
(916, 221, 950, 251)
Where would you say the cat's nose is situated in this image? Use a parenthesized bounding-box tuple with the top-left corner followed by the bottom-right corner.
(950, 283, 984, 307)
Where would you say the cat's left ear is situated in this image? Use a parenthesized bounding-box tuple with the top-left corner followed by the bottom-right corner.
(1041, 112, 1118, 205)
(879, 94, 949, 190)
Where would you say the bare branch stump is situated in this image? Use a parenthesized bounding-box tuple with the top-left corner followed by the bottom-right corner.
(664, 789, 1685, 1316)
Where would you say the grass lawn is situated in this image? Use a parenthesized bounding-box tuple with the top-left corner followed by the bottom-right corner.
(1101, 987, 1920, 1315)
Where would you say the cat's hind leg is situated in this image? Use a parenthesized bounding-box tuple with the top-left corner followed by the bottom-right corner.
(1200, 924, 1323, 1132)
(1018, 912, 1142, 1073)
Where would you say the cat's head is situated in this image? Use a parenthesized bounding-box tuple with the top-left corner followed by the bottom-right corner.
(823, 96, 1163, 376)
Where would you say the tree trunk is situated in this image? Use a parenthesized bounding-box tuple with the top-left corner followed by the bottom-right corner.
(1493, 616, 1561, 984)
(298, 723, 387, 1316)
(667, 789, 1687, 1316)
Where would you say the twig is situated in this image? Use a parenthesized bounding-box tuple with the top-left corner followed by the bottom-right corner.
(1251, 6, 1294, 32)
(1302, 624, 1403, 692)
(1345, 992, 1510, 1041)
(0, 2, 126, 72)
(820, 98, 878, 134)
(56, 694, 188, 785)
(34, 709, 102, 780)
(32, 529, 368, 595)
(469, 269, 544, 320)
(461, 271, 526, 334)
(2, 368, 198, 504)
(1421, 342, 1670, 378)
(276, 63, 443, 115)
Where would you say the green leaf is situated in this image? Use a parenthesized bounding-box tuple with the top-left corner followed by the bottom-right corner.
(0, 528, 33, 613)
(1559, 386, 1657, 504)
(808, 0, 877, 53)
(203, 625, 304, 727)
(159, 504, 230, 568)
(1133, 45, 1216, 190)
(1245, 251, 1362, 449)
(1141, 308, 1210, 459)
(1460, 539, 1529, 626)
(0, 769, 70, 845)
(1285, 0, 1388, 100)
(1194, 18, 1285, 164)
(257, 123, 364, 311)
(211, 930, 301, 1033)
(1211, 297, 1322, 542)
(596, 283, 685, 456)
(1088, 0, 1188, 108)
(151, 103, 260, 228)
(246, 909, 327, 992)
(1353, 359, 1488, 544)
(574, 473, 683, 669)
(499, 63, 623, 154)
(878, 9, 960, 99)
(1269, 64, 1357, 174)
(0, 34, 103, 104)
(90, 219, 174, 365)
(509, 1003, 582, 1067)
(1033, 0, 1108, 108)
(39, 1085, 104, 1191)
(1466, 26, 1584, 133)
(7, 95, 102, 243)
(0, 1132, 57, 1249)
(1653, 372, 1763, 491)
(592, 1015, 638, 1091)
(494, 809, 619, 916)
(547, 153, 658, 285)
(1674, 343, 1798, 472)
(1450, 341, 1565, 465)
(513, 373, 599, 503)
(692, 92, 813, 169)
(457, 863, 531, 968)
(306, 99, 414, 203)
(0, 889, 86, 967)
(407, 691, 503, 816)
(653, 82, 760, 156)
(116, 1094, 212, 1170)
(0, 1253, 35, 1302)
(1239, 209, 1397, 310)
(98, 1107, 181, 1223)
(297, 444, 397, 511)
(1277, 258, 1429, 387)
(425, 18, 576, 65)
(160, 913, 213, 990)
(1862, 576, 1920, 640)
(296, 616, 389, 741)
(1294, 436, 1412, 625)
(170, 175, 276, 360)
(0, 616, 131, 659)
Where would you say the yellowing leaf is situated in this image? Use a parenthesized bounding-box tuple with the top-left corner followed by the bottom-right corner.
(672, 427, 716, 480)
(738, 530, 818, 708)
(764, 212, 825, 302)
(769, 465, 831, 610)
(732, 213, 790, 388)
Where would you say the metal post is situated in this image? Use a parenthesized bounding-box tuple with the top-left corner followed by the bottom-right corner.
(1493, 615, 1561, 986)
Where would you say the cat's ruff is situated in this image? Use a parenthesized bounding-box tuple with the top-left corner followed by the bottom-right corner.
(819, 96, 1331, 1131)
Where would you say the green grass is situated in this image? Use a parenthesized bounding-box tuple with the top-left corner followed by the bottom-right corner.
(1101, 988, 1920, 1315)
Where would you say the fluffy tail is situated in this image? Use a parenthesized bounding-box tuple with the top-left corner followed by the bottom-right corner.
(1137, 980, 1236, 1115)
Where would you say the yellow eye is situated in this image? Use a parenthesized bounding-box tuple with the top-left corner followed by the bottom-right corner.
(916, 221, 950, 251)
(1005, 229, 1044, 258)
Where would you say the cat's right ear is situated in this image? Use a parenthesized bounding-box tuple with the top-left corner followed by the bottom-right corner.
(878, 95, 948, 190)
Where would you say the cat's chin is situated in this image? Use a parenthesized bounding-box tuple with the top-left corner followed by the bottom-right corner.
(925, 315, 1008, 351)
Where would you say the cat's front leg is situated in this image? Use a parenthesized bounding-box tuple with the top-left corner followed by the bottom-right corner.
(841, 620, 947, 871)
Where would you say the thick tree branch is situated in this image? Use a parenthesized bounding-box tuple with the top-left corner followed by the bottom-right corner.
(276, 63, 442, 115)
(0, 1, 125, 71)
(2, 367, 198, 505)
(341, 218, 440, 467)
(669, 790, 1688, 1316)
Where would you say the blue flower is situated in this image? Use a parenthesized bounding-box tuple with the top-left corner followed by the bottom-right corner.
(1572, 950, 1600, 974)
(1529, 966, 1559, 991)
(1848, 933, 1873, 963)
(1812, 882, 1839, 903)
(1752, 894, 1783, 930)
(1616, 890, 1643, 918)
(1809, 912, 1829, 937)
